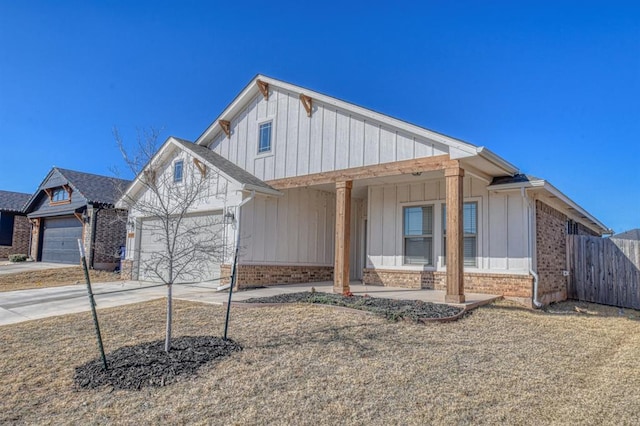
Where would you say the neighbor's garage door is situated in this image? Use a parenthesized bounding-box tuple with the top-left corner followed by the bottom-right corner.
(41, 216, 83, 264)
(138, 213, 223, 283)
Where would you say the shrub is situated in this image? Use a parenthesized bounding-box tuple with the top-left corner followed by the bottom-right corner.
(8, 254, 28, 263)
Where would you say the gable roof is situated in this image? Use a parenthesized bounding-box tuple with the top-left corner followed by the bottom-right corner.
(24, 167, 131, 212)
(172, 138, 279, 195)
(0, 190, 31, 213)
(118, 136, 281, 206)
(194, 74, 518, 176)
(611, 229, 640, 240)
(487, 174, 610, 236)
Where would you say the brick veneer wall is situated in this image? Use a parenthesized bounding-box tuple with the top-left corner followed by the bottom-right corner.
(220, 264, 334, 289)
(0, 214, 30, 258)
(120, 259, 133, 280)
(92, 208, 127, 269)
(362, 268, 533, 299)
(535, 200, 568, 303)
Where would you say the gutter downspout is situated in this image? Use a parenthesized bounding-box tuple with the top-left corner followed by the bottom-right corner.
(522, 187, 542, 308)
(217, 190, 256, 291)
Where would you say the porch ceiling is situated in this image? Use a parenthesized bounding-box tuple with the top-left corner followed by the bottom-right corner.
(310, 170, 444, 198)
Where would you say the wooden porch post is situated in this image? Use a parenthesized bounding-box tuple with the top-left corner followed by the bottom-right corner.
(334, 180, 352, 294)
(445, 166, 465, 303)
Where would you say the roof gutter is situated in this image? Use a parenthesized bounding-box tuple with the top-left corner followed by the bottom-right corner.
(242, 183, 283, 197)
(488, 179, 611, 236)
(475, 147, 519, 176)
(541, 181, 612, 235)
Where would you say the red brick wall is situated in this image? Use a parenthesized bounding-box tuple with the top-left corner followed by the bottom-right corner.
(220, 264, 334, 289)
(362, 268, 533, 299)
(535, 200, 569, 304)
(92, 208, 127, 267)
(0, 214, 30, 258)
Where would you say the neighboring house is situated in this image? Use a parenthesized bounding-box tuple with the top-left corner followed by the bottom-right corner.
(24, 168, 130, 269)
(611, 229, 640, 241)
(120, 75, 610, 307)
(0, 190, 31, 259)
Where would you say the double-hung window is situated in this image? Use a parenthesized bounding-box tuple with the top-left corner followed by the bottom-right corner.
(442, 202, 478, 267)
(403, 205, 434, 265)
(258, 122, 272, 154)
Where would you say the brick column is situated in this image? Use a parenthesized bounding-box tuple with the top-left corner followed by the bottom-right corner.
(445, 166, 465, 303)
(334, 180, 352, 294)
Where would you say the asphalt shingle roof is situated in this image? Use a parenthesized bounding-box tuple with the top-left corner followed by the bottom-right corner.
(172, 138, 277, 194)
(611, 229, 640, 240)
(55, 168, 131, 205)
(0, 190, 31, 213)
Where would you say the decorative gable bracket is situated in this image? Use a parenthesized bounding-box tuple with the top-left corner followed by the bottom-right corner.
(299, 94, 313, 117)
(219, 120, 231, 138)
(193, 158, 207, 177)
(256, 79, 269, 100)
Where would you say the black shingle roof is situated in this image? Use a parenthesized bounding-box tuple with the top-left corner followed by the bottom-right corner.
(172, 138, 278, 194)
(0, 190, 31, 213)
(490, 174, 543, 186)
(55, 168, 131, 205)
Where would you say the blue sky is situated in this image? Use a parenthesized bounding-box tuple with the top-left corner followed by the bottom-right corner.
(1, 1, 638, 232)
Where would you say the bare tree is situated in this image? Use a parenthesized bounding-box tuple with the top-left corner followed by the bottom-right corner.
(115, 128, 228, 352)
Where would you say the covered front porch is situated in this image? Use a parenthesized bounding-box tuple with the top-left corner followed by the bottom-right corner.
(267, 155, 476, 303)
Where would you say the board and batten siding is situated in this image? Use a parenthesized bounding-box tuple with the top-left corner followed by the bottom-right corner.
(209, 88, 451, 180)
(125, 148, 242, 264)
(239, 188, 336, 266)
(367, 177, 530, 274)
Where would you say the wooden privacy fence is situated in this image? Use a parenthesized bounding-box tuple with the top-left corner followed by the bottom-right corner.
(566, 235, 640, 309)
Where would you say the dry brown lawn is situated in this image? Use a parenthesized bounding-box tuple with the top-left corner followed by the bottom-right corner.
(1, 299, 639, 425)
(0, 267, 118, 292)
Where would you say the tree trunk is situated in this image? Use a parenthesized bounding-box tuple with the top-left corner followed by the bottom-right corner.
(165, 283, 172, 352)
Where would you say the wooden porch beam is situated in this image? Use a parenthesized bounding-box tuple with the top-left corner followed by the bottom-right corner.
(267, 155, 452, 189)
(334, 180, 352, 294)
(445, 165, 465, 303)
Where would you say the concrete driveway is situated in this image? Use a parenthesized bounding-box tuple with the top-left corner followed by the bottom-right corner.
(0, 261, 73, 276)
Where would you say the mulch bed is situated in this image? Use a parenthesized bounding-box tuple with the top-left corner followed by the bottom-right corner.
(243, 291, 464, 322)
(74, 336, 242, 391)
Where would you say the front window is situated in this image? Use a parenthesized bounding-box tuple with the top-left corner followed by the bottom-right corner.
(403, 205, 433, 265)
(173, 160, 184, 183)
(258, 122, 272, 154)
(443, 202, 478, 267)
(51, 188, 69, 203)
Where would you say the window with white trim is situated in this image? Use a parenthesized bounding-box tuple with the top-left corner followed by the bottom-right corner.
(173, 160, 184, 183)
(442, 202, 478, 267)
(403, 205, 434, 265)
(258, 121, 272, 154)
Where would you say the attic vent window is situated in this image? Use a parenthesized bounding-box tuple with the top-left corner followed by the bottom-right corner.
(174, 160, 184, 183)
(258, 122, 272, 154)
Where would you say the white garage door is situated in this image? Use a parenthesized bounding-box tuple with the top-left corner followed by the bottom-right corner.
(137, 212, 225, 283)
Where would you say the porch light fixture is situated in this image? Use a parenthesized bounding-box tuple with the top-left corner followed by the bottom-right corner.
(224, 209, 235, 224)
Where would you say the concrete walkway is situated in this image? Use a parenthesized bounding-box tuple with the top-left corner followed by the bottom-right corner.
(0, 261, 73, 275)
(0, 280, 501, 326)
